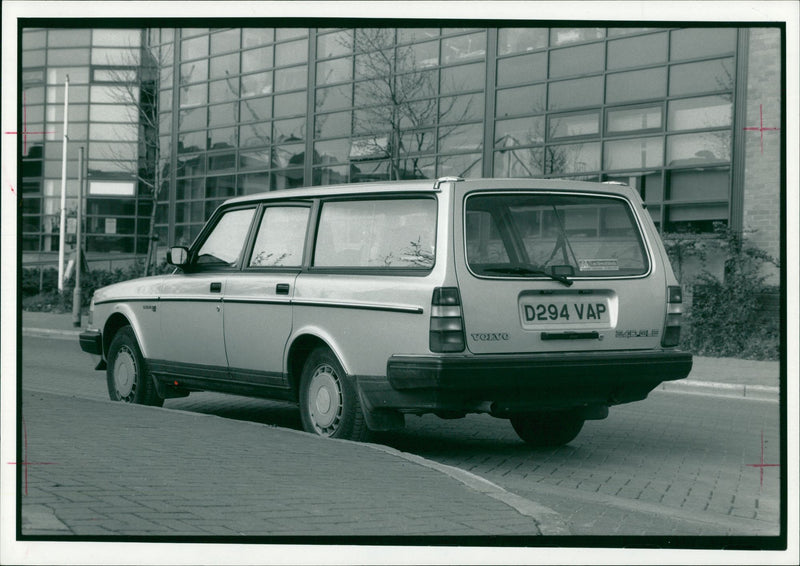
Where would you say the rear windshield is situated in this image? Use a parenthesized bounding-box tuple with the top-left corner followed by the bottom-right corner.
(465, 192, 649, 277)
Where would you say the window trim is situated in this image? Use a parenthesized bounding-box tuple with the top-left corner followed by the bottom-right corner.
(243, 202, 313, 271)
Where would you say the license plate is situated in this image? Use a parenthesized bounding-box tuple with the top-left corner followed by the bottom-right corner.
(521, 300, 609, 325)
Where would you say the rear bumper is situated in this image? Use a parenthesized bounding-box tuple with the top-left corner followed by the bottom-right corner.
(79, 330, 103, 356)
(358, 350, 692, 415)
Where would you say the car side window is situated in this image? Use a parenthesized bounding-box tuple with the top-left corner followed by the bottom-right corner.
(248, 206, 310, 267)
(195, 207, 256, 268)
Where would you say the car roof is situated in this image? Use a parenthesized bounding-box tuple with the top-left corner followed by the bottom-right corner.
(221, 177, 638, 206)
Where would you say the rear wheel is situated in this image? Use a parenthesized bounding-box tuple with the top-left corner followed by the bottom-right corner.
(299, 348, 369, 441)
(106, 326, 163, 407)
(510, 410, 584, 447)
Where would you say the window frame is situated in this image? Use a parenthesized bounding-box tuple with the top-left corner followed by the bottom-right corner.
(244, 202, 312, 270)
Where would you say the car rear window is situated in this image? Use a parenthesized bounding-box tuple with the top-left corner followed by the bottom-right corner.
(314, 197, 436, 269)
(465, 192, 649, 277)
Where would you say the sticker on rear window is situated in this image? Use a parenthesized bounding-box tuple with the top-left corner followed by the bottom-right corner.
(578, 259, 619, 271)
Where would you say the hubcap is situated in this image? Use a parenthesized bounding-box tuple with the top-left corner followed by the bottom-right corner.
(307, 364, 342, 435)
(113, 346, 137, 401)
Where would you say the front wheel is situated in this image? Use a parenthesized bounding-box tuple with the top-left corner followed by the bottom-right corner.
(299, 348, 369, 441)
(510, 411, 584, 447)
(106, 326, 163, 407)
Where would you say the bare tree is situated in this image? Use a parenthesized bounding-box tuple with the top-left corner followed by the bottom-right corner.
(99, 31, 173, 276)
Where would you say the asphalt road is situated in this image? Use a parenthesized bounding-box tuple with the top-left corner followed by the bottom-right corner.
(19, 336, 781, 537)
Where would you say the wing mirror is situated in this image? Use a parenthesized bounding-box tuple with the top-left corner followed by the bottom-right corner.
(167, 246, 190, 267)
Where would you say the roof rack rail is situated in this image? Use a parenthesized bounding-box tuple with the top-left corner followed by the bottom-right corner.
(434, 176, 464, 191)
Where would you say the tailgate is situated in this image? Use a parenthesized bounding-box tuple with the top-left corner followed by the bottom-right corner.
(452, 184, 667, 354)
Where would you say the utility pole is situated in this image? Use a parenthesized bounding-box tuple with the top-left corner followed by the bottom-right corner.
(72, 146, 85, 327)
(57, 75, 70, 292)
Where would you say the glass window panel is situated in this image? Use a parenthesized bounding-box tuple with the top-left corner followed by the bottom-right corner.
(274, 91, 306, 117)
(239, 171, 271, 194)
(607, 106, 662, 133)
(242, 28, 273, 49)
(494, 147, 544, 177)
(178, 130, 205, 153)
(242, 45, 273, 73)
(438, 153, 482, 178)
(208, 126, 237, 149)
(249, 206, 310, 267)
(275, 65, 307, 91)
(88, 141, 137, 161)
(607, 32, 667, 70)
(670, 28, 736, 61)
(49, 48, 90, 65)
(668, 95, 732, 131)
(178, 106, 207, 131)
(276, 39, 308, 66)
(313, 164, 351, 185)
(91, 48, 137, 66)
(545, 142, 601, 174)
(440, 62, 484, 94)
(93, 29, 141, 47)
(23, 30, 47, 49)
(604, 137, 664, 169)
(273, 143, 305, 169)
(498, 28, 548, 55)
(550, 28, 604, 46)
(273, 118, 305, 142)
(439, 122, 482, 153)
(89, 122, 138, 141)
(23, 87, 45, 105)
(48, 85, 88, 104)
(401, 129, 435, 154)
(439, 93, 483, 124)
(442, 31, 486, 64)
(548, 76, 603, 110)
(666, 132, 731, 166)
(181, 35, 208, 60)
(209, 77, 239, 101)
(160, 64, 173, 89)
(317, 57, 353, 85)
(22, 50, 46, 67)
(89, 103, 136, 122)
(208, 101, 238, 128)
(23, 69, 45, 85)
(607, 28, 660, 37)
(318, 30, 352, 58)
(48, 29, 90, 47)
(239, 148, 272, 170)
(208, 150, 236, 172)
(497, 52, 547, 86)
(240, 95, 272, 122)
(47, 67, 88, 84)
(397, 28, 439, 44)
(314, 199, 436, 268)
(210, 29, 240, 54)
(205, 175, 236, 199)
(315, 110, 351, 138)
(399, 41, 439, 71)
(92, 68, 136, 82)
(46, 103, 88, 123)
(665, 204, 728, 232)
(496, 84, 546, 117)
(241, 71, 273, 97)
(549, 112, 600, 139)
(23, 104, 45, 123)
(210, 53, 239, 79)
(177, 154, 205, 177)
(669, 59, 734, 96)
(495, 116, 545, 147)
(549, 43, 604, 78)
(91, 85, 138, 103)
(314, 138, 349, 164)
(196, 207, 255, 267)
(606, 171, 663, 203)
(277, 28, 307, 40)
(315, 84, 352, 112)
(179, 83, 207, 107)
(668, 167, 729, 201)
(354, 49, 394, 79)
(605, 67, 666, 103)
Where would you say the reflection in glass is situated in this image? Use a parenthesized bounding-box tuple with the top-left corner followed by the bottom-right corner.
(604, 137, 664, 170)
(666, 131, 731, 166)
(210, 29, 240, 54)
(210, 53, 239, 79)
(548, 76, 603, 110)
(207, 127, 237, 149)
(440, 62, 484, 94)
(495, 116, 545, 147)
(548, 112, 600, 139)
(497, 52, 547, 86)
(240, 96, 272, 122)
(550, 28, 604, 46)
(498, 28, 548, 55)
(545, 142, 601, 174)
(549, 43, 604, 77)
(607, 106, 662, 133)
(668, 167, 730, 201)
(242, 46, 274, 73)
(442, 32, 486, 64)
(315, 110, 351, 138)
(668, 95, 732, 130)
(273, 118, 305, 142)
(317, 30, 352, 58)
(275, 39, 308, 66)
(209, 77, 239, 101)
(239, 148, 272, 170)
(314, 138, 349, 164)
(316, 84, 352, 112)
(274, 92, 306, 117)
(669, 59, 734, 96)
(241, 71, 273, 97)
(439, 93, 483, 124)
(239, 123, 271, 147)
(670, 28, 736, 60)
(496, 84, 546, 117)
(275, 66, 307, 91)
(438, 153, 482, 178)
(494, 147, 544, 177)
(605, 68, 666, 104)
(317, 57, 353, 85)
(607, 32, 667, 70)
(243, 28, 273, 49)
(439, 122, 482, 153)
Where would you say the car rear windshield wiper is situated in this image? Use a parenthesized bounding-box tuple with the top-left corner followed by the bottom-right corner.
(481, 266, 573, 287)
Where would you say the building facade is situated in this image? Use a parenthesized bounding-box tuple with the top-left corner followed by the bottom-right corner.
(20, 25, 782, 273)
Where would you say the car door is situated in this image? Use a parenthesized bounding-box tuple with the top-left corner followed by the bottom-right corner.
(157, 206, 257, 378)
(223, 203, 311, 391)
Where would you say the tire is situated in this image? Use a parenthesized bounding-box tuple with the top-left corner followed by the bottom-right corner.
(510, 410, 584, 447)
(299, 347, 369, 441)
(106, 326, 164, 407)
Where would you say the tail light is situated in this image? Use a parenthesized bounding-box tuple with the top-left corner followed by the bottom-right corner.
(430, 287, 465, 353)
(662, 285, 683, 347)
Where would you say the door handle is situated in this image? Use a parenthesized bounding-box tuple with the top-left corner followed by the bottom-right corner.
(276, 283, 290, 295)
(210, 282, 222, 293)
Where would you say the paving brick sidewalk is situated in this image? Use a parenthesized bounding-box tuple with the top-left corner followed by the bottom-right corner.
(17, 390, 543, 537)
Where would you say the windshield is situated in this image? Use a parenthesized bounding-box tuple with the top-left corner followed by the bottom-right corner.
(465, 192, 649, 278)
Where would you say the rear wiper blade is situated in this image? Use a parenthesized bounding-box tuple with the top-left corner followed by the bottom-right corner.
(481, 266, 573, 287)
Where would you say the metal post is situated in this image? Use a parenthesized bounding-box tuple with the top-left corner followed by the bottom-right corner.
(72, 146, 84, 327)
(57, 75, 70, 292)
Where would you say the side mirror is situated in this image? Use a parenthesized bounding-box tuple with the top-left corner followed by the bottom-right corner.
(167, 246, 190, 266)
